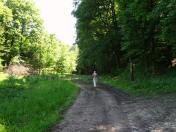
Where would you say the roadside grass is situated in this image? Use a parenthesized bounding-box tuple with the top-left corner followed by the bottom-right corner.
(76, 71, 176, 96)
(101, 71, 176, 96)
(0, 73, 79, 132)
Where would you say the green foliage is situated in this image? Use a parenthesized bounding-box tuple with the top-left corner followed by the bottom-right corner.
(73, 0, 121, 73)
(10, 55, 22, 64)
(74, 0, 176, 74)
(55, 56, 66, 74)
(101, 70, 176, 96)
(156, 0, 176, 45)
(54, 44, 78, 74)
(0, 0, 78, 74)
(0, 124, 6, 132)
(0, 73, 79, 132)
(0, 59, 4, 71)
(0, 0, 43, 67)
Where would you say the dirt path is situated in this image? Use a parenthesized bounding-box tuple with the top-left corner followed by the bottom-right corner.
(52, 81, 176, 132)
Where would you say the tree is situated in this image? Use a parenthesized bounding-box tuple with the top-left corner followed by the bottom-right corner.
(74, 0, 122, 74)
(0, 1, 12, 67)
(74, 0, 176, 74)
(1, 0, 43, 66)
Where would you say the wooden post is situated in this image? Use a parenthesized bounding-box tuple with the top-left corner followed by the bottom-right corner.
(129, 58, 135, 81)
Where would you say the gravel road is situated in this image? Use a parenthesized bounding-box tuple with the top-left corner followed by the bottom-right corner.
(51, 81, 176, 132)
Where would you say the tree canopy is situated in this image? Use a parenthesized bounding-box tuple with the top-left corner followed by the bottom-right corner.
(0, 0, 78, 74)
(73, 0, 176, 74)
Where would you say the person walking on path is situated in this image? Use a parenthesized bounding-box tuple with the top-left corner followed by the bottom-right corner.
(92, 70, 97, 87)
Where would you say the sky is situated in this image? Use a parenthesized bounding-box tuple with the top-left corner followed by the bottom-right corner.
(34, 0, 76, 45)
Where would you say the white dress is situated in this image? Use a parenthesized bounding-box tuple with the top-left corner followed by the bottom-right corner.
(92, 73, 97, 87)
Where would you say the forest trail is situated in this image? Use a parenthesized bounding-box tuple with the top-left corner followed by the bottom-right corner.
(52, 81, 176, 132)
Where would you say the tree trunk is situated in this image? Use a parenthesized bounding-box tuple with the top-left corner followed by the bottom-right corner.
(20, 21, 25, 57)
(130, 61, 135, 81)
(110, 0, 121, 68)
(149, 0, 156, 73)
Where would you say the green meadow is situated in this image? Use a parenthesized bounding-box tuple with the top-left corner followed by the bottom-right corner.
(0, 73, 79, 132)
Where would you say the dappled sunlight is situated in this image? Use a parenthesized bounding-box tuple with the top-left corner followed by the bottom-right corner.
(0, 124, 7, 132)
(0, 73, 8, 81)
(0, 76, 29, 90)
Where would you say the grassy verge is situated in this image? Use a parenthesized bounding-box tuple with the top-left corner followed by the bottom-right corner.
(0, 73, 79, 132)
(75, 71, 176, 96)
(101, 71, 176, 96)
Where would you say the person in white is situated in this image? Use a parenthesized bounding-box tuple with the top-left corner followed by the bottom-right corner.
(92, 70, 97, 87)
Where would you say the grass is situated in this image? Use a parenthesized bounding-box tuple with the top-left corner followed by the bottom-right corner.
(101, 70, 176, 96)
(0, 73, 79, 132)
(76, 70, 176, 96)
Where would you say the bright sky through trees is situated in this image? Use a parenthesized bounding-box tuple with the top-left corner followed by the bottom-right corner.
(35, 0, 76, 45)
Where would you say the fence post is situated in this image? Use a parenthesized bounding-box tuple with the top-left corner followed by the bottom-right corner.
(129, 58, 135, 81)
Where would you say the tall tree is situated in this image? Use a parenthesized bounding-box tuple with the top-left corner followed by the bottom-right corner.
(75, 0, 176, 74)
(1, 0, 43, 66)
(74, 0, 122, 73)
